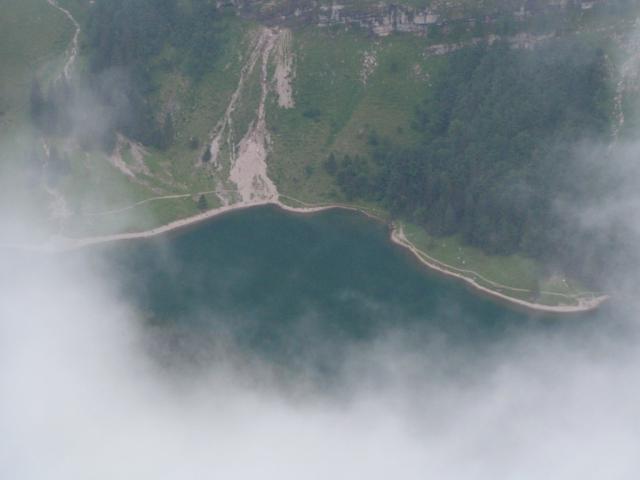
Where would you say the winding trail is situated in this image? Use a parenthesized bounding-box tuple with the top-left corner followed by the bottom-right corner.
(390, 225, 609, 313)
(83, 190, 226, 217)
(393, 225, 601, 299)
(46, 0, 80, 80)
(45, 199, 336, 249)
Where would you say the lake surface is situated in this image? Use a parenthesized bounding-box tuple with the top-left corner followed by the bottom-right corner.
(92, 206, 607, 374)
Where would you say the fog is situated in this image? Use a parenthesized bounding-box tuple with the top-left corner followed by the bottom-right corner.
(2, 208, 640, 480)
(3, 128, 640, 479)
(3, 6, 640, 479)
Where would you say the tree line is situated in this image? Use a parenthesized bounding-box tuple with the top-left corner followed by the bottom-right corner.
(327, 39, 618, 284)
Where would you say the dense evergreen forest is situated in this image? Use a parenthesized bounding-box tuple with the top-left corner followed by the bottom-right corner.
(328, 40, 617, 282)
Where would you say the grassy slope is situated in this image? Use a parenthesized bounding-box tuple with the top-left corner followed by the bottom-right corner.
(0, 0, 74, 237)
(1, 3, 619, 304)
(149, 18, 260, 191)
(0, 0, 71, 125)
(401, 222, 594, 306)
(67, 16, 261, 236)
(267, 26, 437, 203)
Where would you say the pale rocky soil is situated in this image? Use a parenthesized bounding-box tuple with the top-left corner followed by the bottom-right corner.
(229, 29, 280, 203)
(109, 135, 152, 178)
(361, 50, 378, 85)
(206, 27, 295, 206)
(273, 29, 296, 108)
(207, 30, 269, 170)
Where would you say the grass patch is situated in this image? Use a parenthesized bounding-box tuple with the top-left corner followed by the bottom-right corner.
(65, 193, 224, 237)
(402, 221, 541, 292)
(401, 221, 600, 306)
(143, 19, 261, 196)
(0, 0, 71, 127)
(267, 27, 438, 204)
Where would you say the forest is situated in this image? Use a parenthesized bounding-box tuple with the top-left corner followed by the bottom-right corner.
(328, 40, 618, 282)
(31, 0, 224, 151)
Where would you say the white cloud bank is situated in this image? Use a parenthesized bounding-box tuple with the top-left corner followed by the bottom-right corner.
(1, 234, 640, 479)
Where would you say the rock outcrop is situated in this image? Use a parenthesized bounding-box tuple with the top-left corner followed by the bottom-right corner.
(229, 0, 611, 37)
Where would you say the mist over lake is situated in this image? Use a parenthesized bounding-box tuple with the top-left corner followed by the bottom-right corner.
(86, 206, 609, 374)
(4, 205, 639, 480)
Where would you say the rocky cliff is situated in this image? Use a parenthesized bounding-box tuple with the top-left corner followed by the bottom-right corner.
(230, 0, 613, 36)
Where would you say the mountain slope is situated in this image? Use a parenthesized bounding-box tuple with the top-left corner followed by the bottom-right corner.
(3, 0, 640, 309)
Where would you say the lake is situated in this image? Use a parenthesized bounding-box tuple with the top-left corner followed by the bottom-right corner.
(89, 205, 607, 376)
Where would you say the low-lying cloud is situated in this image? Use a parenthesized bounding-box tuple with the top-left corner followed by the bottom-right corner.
(2, 224, 640, 479)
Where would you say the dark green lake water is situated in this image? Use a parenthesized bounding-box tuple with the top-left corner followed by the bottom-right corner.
(94, 206, 607, 372)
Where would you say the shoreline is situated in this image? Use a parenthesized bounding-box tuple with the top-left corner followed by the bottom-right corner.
(4, 198, 608, 314)
(390, 226, 609, 315)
